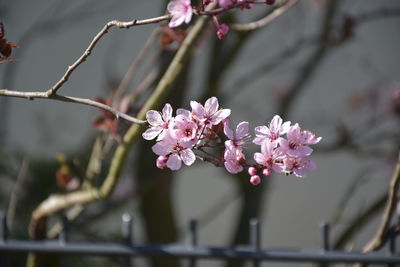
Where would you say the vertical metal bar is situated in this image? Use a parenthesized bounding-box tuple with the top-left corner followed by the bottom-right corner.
(188, 218, 198, 267)
(59, 215, 69, 244)
(59, 215, 69, 267)
(0, 212, 7, 267)
(122, 214, 133, 267)
(319, 222, 330, 251)
(0, 211, 7, 242)
(250, 218, 260, 267)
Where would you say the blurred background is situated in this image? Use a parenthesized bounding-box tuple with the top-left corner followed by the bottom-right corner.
(0, 0, 400, 266)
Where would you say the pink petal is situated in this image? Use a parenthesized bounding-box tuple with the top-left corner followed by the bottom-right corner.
(280, 121, 291, 134)
(180, 149, 196, 166)
(236, 121, 249, 139)
(142, 127, 162, 140)
(146, 110, 163, 126)
(190, 101, 205, 118)
(270, 115, 282, 132)
(210, 108, 231, 125)
(204, 97, 219, 114)
(223, 119, 234, 140)
(152, 142, 169, 156)
(253, 152, 266, 165)
(177, 108, 191, 118)
(169, 15, 186, 28)
(254, 125, 270, 136)
(167, 154, 182, 170)
(162, 103, 173, 121)
(224, 161, 243, 174)
(184, 9, 193, 24)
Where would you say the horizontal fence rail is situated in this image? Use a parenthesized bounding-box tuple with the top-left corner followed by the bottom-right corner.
(0, 212, 399, 266)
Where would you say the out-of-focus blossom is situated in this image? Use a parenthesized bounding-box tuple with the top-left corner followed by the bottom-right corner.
(167, 0, 193, 28)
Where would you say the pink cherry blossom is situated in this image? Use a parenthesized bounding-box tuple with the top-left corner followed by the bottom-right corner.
(224, 120, 249, 149)
(190, 97, 231, 126)
(279, 123, 313, 157)
(169, 114, 198, 142)
(283, 156, 316, 178)
(253, 141, 285, 173)
(223, 146, 245, 174)
(142, 103, 173, 141)
(253, 115, 290, 146)
(152, 131, 196, 170)
(217, 24, 230, 40)
(167, 0, 193, 28)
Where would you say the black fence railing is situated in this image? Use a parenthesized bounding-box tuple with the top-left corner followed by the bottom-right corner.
(0, 212, 399, 266)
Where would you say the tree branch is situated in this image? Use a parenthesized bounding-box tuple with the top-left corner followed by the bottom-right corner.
(231, 0, 299, 32)
(0, 89, 146, 124)
(28, 14, 209, 239)
(47, 15, 171, 96)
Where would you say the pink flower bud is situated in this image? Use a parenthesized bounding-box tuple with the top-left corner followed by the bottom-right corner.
(250, 175, 261, 186)
(262, 168, 272, 177)
(248, 166, 257, 176)
(217, 24, 229, 40)
(266, 0, 275, 5)
(156, 156, 169, 169)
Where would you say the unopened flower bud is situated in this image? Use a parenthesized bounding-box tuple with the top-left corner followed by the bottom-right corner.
(156, 156, 169, 169)
(262, 168, 272, 177)
(248, 166, 257, 176)
(250, 175, 261, 186)
(217, 24, 230, 40)
(266, 0, 275, 5)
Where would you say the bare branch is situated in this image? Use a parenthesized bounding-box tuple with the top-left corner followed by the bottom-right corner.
(231, 0, 300, 32)
(0, 89, 146, 124)
(47, 15, 171, 96)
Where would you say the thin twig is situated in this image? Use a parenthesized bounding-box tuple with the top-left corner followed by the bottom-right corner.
(47, 15, 171, 96)
(0, 89, 146, 124)
(231, 0, 300, 32)
(113, 27, 161, 105)
(7, 158, 29, 231)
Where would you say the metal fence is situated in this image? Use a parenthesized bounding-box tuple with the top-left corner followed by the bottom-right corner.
(0, 211, 399, 266)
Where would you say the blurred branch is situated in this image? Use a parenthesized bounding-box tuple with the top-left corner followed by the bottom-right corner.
(333, 193, 386, 250)
(28, 12, 209, 240)
(113, 27, 161, 104)
(0, 89, 146, 124)
(231, 0, 299, 32)
(278, 0, 341, 118)
(6, 158, 29, 231)
(361, 152, 400, 253)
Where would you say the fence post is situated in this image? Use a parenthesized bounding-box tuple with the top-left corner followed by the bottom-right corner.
(250, 218, 260, 267)
(188, 218, 198, 267)
(122, 213, 133, 267)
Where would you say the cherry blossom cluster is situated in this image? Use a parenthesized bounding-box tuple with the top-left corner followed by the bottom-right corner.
(142, 97, 321, 185)
(167, 0, 275, 40)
